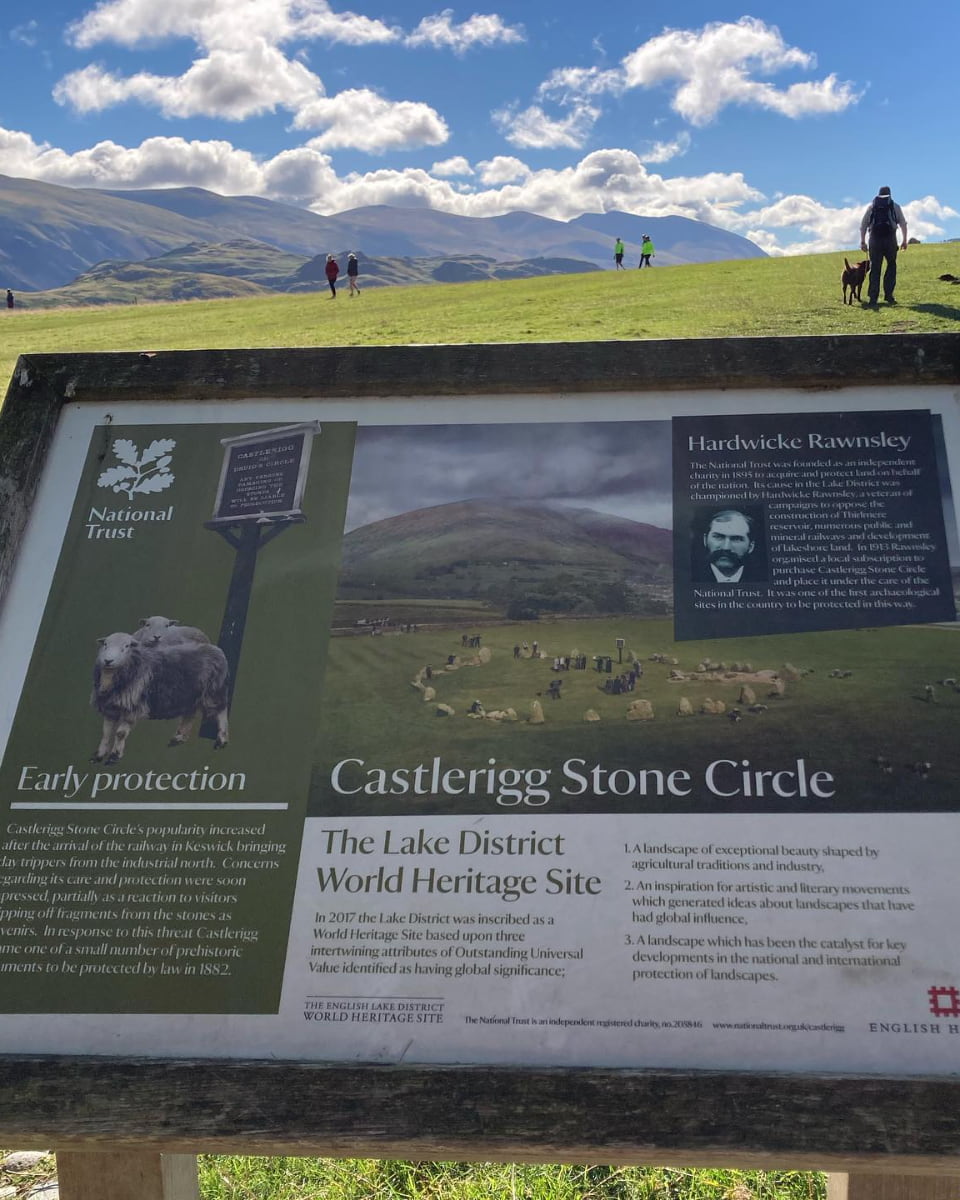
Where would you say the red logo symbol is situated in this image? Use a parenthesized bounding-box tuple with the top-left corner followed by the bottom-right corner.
(928, 986, 960, 1017)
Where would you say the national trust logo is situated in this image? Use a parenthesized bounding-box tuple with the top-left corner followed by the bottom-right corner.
(86, 437, 177, 542)
(97, 438, 176, 499)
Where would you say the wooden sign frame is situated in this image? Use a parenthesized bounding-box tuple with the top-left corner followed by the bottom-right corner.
(1, 334, 960, 1175)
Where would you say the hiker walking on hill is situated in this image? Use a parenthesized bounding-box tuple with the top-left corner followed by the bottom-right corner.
(860, 186, 908, 306)
(325, 254, 339, 298)
(614, 237, 625, 269)
(347, 252, 360, 296)
(638, 235, 655, 268)
(5, 290, 13, 309)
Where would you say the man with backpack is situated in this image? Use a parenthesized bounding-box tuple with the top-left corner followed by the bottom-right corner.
(859, 186, 908, 306)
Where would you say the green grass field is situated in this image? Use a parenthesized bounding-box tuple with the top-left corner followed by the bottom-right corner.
(3, 243, 959, 391)
(311, 616, 960, 815)
(0, 1151, 825, 1200)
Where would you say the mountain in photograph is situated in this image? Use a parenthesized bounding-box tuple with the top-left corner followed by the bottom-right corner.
(338, 499, 673, 614)
(0, 172, 765, 295)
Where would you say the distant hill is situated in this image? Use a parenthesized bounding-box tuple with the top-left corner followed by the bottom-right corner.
(18, 241, 602, 306)
(0, 173, 765, 293)
(289, 252, 598, 291)
(338, 499, 673, 612)
(21, 260, 274, 308)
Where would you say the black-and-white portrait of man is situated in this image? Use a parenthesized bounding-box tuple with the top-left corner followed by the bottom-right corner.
(692, 507, 767, 584)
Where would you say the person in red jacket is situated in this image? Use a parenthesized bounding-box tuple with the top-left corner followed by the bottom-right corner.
(325, 254, 339, 298)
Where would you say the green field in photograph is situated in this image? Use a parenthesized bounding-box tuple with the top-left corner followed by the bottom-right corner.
(310, 616, 960, 815)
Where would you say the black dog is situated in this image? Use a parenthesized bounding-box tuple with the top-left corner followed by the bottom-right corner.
(842, 257, 869, 305)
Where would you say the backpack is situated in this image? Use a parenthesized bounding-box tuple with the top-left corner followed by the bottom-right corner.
(869, 194, 896, 233)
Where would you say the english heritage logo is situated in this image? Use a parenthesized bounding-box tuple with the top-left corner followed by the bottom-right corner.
(87, 437, 177, 541)
(97, 437, 176, 498)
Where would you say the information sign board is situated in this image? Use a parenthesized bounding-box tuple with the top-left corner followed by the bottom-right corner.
(1, 337, 959, 1165)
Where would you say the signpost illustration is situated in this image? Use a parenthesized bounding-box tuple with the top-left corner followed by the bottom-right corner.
(206, 421, 320, 713)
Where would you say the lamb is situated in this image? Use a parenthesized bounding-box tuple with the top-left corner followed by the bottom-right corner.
(134, 615, 210, 648)
(91, 632, 229, 762)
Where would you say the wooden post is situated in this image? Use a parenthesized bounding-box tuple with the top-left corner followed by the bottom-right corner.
(56, 1151, 199, 1200)
(827, 1175, 960, 1200)
(214, 520, 264, 709)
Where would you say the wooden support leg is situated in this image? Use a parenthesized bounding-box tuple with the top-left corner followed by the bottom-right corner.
(56, 1151, 199, 1200)
(827, 1174, 960, 1200)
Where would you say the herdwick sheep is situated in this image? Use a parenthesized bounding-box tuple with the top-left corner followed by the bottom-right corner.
(133, 616, 210, 647)
(91, 633, 229, 762)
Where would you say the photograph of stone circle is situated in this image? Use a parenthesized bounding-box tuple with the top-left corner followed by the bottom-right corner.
(309, 419, 960, 816)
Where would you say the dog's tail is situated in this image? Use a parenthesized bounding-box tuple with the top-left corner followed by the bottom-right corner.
(844, 258, 853, 271)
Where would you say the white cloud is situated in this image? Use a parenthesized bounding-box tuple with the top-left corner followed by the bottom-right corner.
(476, 155, 530, 184)
(54, 42, 322, 120)
(0, 126, 267, 191)
(56, 0, 449, 153)
(3, 124, 954, 254)
(294, 90, 449, 152)
(537, 65, 623, 101)
(729, 193, 959, 255)
(637, 132, 691, 164)
(493, 101, 600, 149)
(431, 156, 474, 176)
(621, 17, 859, 126)
(10, 20, 39, 46)
(525, 17, 859, 138)
(67, 0, 399, 52)
(405, 10, 524, 53)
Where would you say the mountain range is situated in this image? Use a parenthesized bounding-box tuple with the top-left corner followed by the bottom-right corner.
(0, 173, 765, 297)
(338, 499, 673, 610)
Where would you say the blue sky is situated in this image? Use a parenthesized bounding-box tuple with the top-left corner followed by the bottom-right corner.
(2, 0, 957, 253)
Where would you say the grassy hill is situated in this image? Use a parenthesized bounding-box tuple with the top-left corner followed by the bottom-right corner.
(3, 243, 959, 392)
(339, 500, 671, 606)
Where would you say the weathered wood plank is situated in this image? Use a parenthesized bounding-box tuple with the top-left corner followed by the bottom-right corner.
(8, 333, 960, 403)
(827, 1174, 960, 1200)
(56, 1151, 199, 1200)
(0, 361, 65, 608)
(1, 1059, 959, 1170)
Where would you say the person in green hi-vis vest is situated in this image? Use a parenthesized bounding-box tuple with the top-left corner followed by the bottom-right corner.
(639, 234, 655, 267)
(614, 237, 625, 269)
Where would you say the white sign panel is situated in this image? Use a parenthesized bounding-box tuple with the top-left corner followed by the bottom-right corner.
(1, 385, 958, 1075)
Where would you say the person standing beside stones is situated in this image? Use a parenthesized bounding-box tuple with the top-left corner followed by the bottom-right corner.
(5, 289, 13, 309)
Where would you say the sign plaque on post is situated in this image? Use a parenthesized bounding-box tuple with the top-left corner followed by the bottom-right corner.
(205, 421, 320, 719)
(209, 421, 320, 527)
